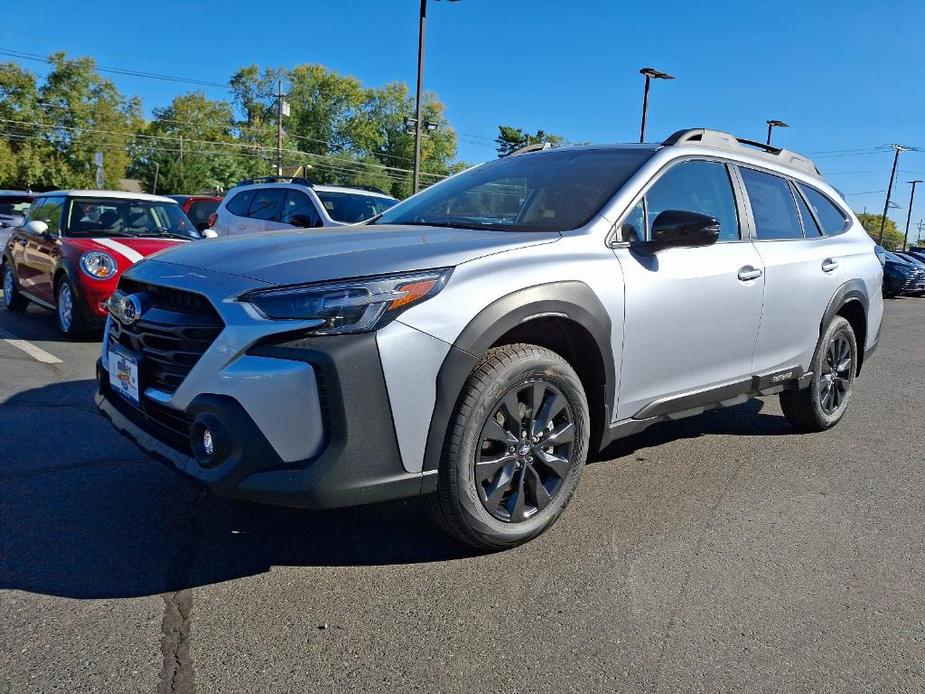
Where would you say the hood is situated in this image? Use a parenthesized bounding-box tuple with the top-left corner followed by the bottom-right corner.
(66, 236, 191, 265)
(145, 225, 560, 286)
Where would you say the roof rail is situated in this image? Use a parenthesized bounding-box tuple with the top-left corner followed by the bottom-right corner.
(235, 176, 314, 188)
(350, 185, 390, 195)
(663, 128, 821, 178)
(509, 141, 553, 157)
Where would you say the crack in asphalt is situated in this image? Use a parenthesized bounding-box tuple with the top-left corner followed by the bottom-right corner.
(158, 488, 207, 694)
(651, 456, 749, 688)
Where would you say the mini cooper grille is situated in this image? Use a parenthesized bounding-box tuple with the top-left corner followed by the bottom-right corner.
(108, 282, 223, 394)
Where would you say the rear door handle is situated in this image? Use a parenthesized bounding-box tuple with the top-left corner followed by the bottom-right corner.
(822, 258, 839, 273)
(737, 266, 763, 281)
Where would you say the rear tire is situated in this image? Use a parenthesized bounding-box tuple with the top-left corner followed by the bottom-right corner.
(780, 315, 857, 432)
(2, 260, 28, 312)
(55, 278, 89, 337)
(428, 343, 590, 550)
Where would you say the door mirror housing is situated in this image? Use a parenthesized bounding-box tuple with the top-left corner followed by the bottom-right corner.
(633, 210, 720, 254)
(201, 228, 219, 239)
(288, 214, 320, 229)
(24, 220, 52, 239)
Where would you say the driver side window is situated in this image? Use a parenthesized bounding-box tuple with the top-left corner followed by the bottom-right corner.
(622, 160, 740, 242)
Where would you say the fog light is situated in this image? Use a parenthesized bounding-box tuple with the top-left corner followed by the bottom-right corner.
(202, 428, 214, 456)
(190, 414, 231, 468)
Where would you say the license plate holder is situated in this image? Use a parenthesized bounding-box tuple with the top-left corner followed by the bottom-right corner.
(108, 345, 140, 405)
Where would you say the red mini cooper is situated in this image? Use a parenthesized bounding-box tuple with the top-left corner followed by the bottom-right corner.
(1, 191, 203, 336)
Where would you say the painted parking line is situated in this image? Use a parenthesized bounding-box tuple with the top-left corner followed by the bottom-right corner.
(0, 327, 63, 364)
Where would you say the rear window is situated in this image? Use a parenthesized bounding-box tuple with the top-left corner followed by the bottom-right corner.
(798, 184, 849, 235)
(247, 189, 286, 220)
(740, 168, 803, 240)
(187, 200, 220, 228)
(792, 184, 822, 236)
(226, 189, 256, 217)
(316, 191, 398, 223)
(0, 195, 32, 217)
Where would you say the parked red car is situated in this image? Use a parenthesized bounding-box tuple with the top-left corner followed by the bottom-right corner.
(167, 195, 223, 232)
(1, 190, 202, 336)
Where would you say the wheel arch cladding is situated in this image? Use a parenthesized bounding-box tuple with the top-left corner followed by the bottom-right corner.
(822, 278, 868, 376)
(422, 281, 614, 472)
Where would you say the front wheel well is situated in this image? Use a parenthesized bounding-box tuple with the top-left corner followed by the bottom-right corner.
(835, 299, 867, 375)
(490, 316, 608, 454)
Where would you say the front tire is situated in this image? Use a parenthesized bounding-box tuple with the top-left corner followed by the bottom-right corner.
(55, 279, 88, 337)
(2, 261, 28, 312)
(428, 344, 590, 550)
(780, 315, 857, 432)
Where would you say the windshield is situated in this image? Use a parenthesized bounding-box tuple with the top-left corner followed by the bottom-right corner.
(316, 190, 398, 223)
(0, 196, 32, 217)
(373, 148, 654, 232)
(64, 198, 201, 239)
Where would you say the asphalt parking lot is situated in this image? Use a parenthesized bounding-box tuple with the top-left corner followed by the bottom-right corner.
(1, 297, 923, 694)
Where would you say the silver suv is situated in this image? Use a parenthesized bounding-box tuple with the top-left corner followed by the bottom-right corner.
(96, 128, 884, 550)
(208, 177, 398, 236)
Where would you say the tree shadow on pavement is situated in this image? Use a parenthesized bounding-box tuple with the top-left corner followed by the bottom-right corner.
(2, 380, 795, 600)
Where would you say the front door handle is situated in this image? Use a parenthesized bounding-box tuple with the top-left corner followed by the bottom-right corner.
(738, 265, 763, 281)
(822, 258, 839, 273)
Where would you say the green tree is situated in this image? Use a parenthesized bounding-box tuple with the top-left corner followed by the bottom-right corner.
(134, 149, 213, 195)
(495, 125, 566, 158)
(228, 64, 458, 198)
(0, 54, 141, 189)
(856, 212, 904, 250)
(130, 91, 251, 192)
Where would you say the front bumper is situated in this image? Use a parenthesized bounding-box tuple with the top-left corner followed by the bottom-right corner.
(95, 330, 437, 509)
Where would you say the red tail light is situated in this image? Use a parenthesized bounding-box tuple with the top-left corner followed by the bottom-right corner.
(207, 212, 218, 228)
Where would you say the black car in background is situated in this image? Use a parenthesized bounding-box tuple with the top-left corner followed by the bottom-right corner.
(876, 246, 925, 298)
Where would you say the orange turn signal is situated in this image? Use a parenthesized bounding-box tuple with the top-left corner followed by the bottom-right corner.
(387, 279, 437, 311)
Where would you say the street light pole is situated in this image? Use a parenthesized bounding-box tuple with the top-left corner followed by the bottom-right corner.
(902, 180, 922, 251)
(413, 0, 427, 194)
(411, 0, 460, 194)
(639, 67, 673, 143)
(766, 119, 789, 145)
(878, 145, 907, 245)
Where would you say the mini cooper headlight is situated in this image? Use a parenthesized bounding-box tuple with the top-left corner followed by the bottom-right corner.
(80, 251, 118, 280)
(240, 268, 452, 335)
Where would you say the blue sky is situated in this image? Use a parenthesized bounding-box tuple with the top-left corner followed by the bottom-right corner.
(3, 0, 925, 237)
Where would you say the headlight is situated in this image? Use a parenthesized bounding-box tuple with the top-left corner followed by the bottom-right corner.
(240, 268, 452, 335)
(80, 251, 118, 280)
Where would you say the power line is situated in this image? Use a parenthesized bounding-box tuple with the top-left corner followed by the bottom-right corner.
(0, 117, 448, 180)
(0, 48, 230, 89)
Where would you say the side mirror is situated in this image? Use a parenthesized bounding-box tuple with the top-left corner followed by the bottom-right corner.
(288, 214, 319, 229)
(24, 220, 51, 239)
(201, 229, 219, 239)
(634, 210, 720, 254)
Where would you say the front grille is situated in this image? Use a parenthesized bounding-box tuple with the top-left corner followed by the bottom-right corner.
(108, 282, 224, 394)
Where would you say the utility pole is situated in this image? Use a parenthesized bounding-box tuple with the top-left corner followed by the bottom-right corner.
(916, 219, 925, 246)
(878, 144, 907, 245)
(901, 180, 922, 251)
(179, 135, 183, 163)
(275, 80, 288, 176)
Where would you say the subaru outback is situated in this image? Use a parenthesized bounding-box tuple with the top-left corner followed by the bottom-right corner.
(95, 129, 884, 550)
